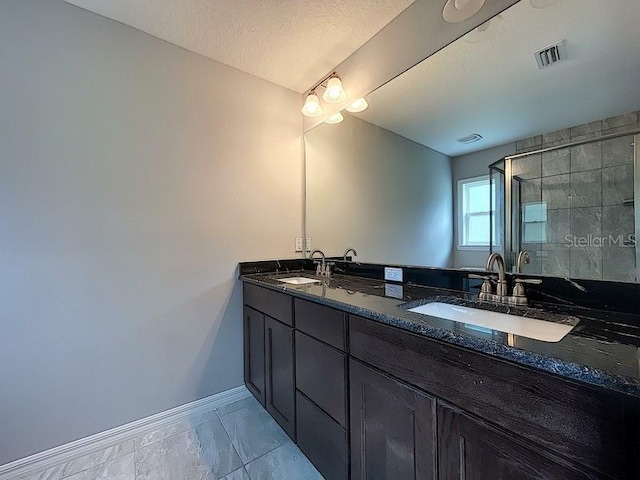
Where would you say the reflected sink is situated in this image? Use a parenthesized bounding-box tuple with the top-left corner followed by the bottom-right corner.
(277, 276, 321, 285)
(408, 302, 576, 342)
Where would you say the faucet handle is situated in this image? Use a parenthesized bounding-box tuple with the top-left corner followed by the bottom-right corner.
(514, 278, 542, 285)
(468, 274, 496, 295)
(468, 273, 496, 280)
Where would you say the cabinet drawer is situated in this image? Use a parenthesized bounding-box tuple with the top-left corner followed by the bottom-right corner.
(295, 331, 347, 427)
(244, 283, 293, 326)
(295, 298, 346, 350)
(349, 315, 638, 479)
(297, 392, 347, 480)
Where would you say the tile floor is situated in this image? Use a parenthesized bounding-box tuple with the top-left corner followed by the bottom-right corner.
(20, 395, 323, 480)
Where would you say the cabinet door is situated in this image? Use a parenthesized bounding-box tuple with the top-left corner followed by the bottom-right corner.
(438, 404, 599, 480)
(265, 316, 296, 440)
(350, 359, 437, 480)
(243, 306, 265, 406)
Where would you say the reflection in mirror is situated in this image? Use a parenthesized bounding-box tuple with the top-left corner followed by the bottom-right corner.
(305, 0, 640, 281)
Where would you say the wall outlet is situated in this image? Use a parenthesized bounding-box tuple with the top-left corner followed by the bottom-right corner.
(305, 237, 312, 252)
(385, 283, 404, 299)
(384, 266, 403, 282)
(295, 237, 304, 252)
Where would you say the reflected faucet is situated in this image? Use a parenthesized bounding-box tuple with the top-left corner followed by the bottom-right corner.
(310, 249, 331, 277)
(486, 253, 508, 297)
(516, 251, 531, 274)
(343, 247, 357, 262)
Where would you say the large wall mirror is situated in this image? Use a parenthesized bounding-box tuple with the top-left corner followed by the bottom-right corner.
(305, 0, 640, 282)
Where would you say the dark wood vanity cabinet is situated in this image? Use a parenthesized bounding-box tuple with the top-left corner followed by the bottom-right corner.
(243, 284, 295, 439)
(243, 283, 639, 480)
(350, 359, 437, 480)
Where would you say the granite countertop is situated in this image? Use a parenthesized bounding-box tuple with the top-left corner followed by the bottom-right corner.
(241, 270, 640, 398)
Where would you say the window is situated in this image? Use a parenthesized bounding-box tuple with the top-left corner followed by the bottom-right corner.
(457, 175, 494, 248)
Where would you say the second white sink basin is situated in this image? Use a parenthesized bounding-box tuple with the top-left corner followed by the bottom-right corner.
(408, 302, 576, 342)
(277, 277, 321, 285)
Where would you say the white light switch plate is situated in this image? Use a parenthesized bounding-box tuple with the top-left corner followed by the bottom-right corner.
(384, 267, 403, 282)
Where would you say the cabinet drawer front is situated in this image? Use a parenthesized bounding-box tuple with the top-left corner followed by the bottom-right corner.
(297, 392, 348, 480)
(349, 315, 635, 479)
(295, 298, 346, 351)
(244, 283, 293, 326)
(295, 332, 347, 427)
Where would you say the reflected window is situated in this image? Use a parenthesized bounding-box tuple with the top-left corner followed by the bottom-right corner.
(522, 202, 547, 243)
(458, 176, 494, 247)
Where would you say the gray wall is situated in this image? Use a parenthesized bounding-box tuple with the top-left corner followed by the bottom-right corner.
(306, 114, 453, 267)
(0, 0, 302, 464)
(452, 143, 515, 268)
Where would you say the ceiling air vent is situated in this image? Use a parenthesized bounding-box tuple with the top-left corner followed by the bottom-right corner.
(534, 40, 567, 70)
(457, 133, 483, 144)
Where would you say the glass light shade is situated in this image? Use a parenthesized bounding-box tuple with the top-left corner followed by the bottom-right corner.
(322, 77, 347, 104)
(346, 98, 369, 113)
(324, 112, 344, 124)
(442, 0, 485, 23)
(301, 92, 322, 117)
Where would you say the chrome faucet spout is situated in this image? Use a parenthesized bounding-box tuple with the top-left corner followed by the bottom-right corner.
(486, 253, 508, 296)
(343, 247, 357, 262)
(310, 249, 328, 276)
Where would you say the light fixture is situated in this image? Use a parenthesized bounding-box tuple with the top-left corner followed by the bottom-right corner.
(442, 0, 486, 23)
(324, 112, 344, 125)
(301, 91, 323, 117)
(323, 75, 347, 104)
(346, 98, 369, 113)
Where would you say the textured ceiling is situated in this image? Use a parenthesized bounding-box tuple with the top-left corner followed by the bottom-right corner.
(63, 0, 415, 92)
(355, 0, 640, 156)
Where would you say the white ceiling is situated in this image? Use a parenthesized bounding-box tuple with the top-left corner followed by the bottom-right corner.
(355, 0, 640, 156)
(63, 0, 415, 93)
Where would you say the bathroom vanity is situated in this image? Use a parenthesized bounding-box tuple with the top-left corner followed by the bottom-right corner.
(241, 264, 640, 480)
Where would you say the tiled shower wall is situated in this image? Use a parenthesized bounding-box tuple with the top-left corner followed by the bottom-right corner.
(513, 110, 638, 282)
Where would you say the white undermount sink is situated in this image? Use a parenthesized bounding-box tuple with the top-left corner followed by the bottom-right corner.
(408, 302, 576, 342)
(277, 276, 321, 285)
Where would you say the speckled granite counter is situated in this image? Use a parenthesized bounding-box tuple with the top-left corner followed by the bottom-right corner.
(241, 270, 640, 398)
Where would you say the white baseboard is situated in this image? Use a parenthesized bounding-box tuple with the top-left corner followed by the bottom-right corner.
(0, 385, 251, 480)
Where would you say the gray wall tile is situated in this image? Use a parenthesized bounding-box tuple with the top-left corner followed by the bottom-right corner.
(602, 111, 638, 132)
(602, 165, 634, 206)
(512, 154, 542, 179)
(546, 209, 570, 244)
(542, 244, 571, 277)
(602, 135, 634, 167)
(542, 174, 571, 209)
(542, 148, 570, 176)
(570, 246, 603, 280)
(603, 247, 637, 282)
(570, 170, 602, 208)
(571, 142, 602, 172)
(542, 128, 571, 148)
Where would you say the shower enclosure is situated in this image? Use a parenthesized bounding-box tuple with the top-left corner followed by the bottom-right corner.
(490, 129, 639, 282)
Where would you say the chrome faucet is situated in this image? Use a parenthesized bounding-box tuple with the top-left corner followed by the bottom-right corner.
(469, 252, 542, 305)
(516, 251, 531, 273)
(310, 249, 331, 277)
(343, 247, 357, 262)
(486, 253, 508, 297)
